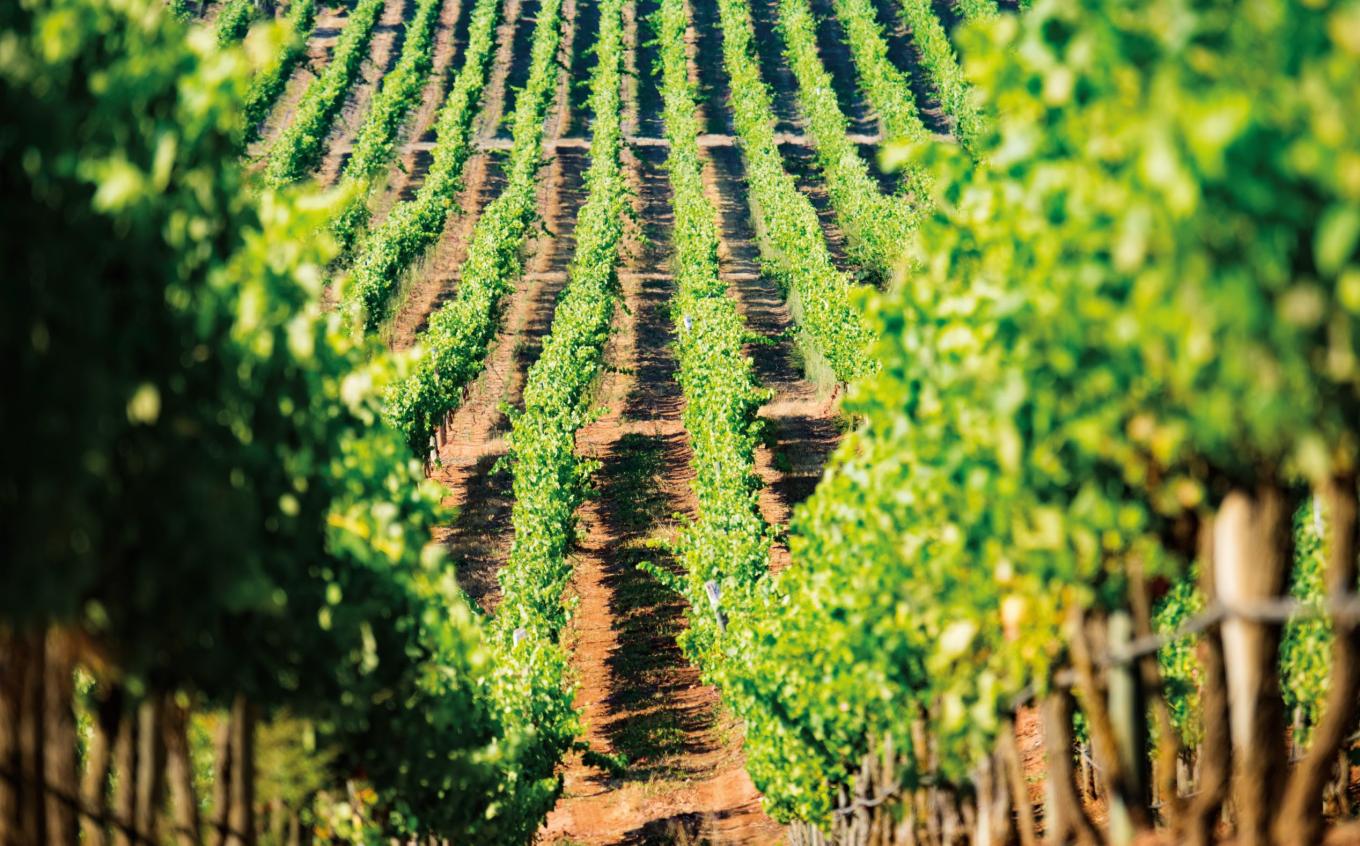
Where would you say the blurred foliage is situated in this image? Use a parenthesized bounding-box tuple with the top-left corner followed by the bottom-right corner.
(0, 0, 581, 838)
(710, 0, 1360, 826)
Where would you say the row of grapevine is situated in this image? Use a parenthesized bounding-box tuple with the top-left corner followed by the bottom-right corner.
(0, 0, 577, 840)
(828, 0, 927, 143)
(650, 0, 771, 689)
(382, 0, 565, 452)
(242, 0, 319, 141)
(717, 1, 1360, 844)
(345, 0, 502, 324)
(895, 0, 981, 149)
(475, 0, 630, 825)
(328, 0, 446, 255)
(713, 0, 873, 384)
(953, 0, 995, 21)
(773, 0, 915, 280)
(499, 0, 627, 644)
(214, 0, 254, 44)
(264, 0, 386, 184)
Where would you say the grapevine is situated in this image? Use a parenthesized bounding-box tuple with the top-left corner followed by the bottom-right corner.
(896, 0, 981, 150)
(500, 0, 627, 642)
(344, 0, 502, 324)
(243, 0, 320, 141)
(714, 0, 874, 383)
(652, 0, 772, 679)
(383, 0, 565, 452)
(828, 0, 928, 144)
(264, 0, 386, 184)
(214, 0, 254, 44)
(773, 0, 916, 280)
(329, 0, 446, 255)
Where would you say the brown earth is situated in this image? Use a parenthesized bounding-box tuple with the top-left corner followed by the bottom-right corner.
(539, 0, 836, 838)
(539, 139, 783, 846)
(253, 0, 859, 835)
(383, 0, 526, 346)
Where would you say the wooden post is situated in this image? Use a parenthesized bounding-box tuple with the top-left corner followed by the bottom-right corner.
(1128, 559, 1186, 831)
(1041, 691, 1100, 846)
(165, 696, 202, 846)
(1189, 518, 1232, 846)
(111, 709, 139, 846)
(972, 750, 997, 846)
(998, 718, 1036, 846)
(1106, 610, 1149, 844)
(1069, 608, 1151, 842)
(81, 684, 120, 846)
(226, 696, 256, 846)
(211, 713, 233, 846)
(0, 628, 22, 845)
(134, 698, 166, 843)
(18, 630, 48, 846)
(1215, 486, 1291, 846)
(43, 629, 79, 846)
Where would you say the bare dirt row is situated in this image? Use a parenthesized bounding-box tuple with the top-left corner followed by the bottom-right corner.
(544, 2, 779, 840)
(366, 0, 475, 218)
(251, 2, 349, 152)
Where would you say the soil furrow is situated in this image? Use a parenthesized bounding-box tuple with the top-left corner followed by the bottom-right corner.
(201, 0, 225, 25)
(541, 6, 782, 840)
(704, 143, 841, 568)
(808, 0, 878, 136)
(564, 0, 603, 138)
(316, 0, 414, 185)
(690, 0, 860, 289)
(775, 141, 856, 273)
(689, 0, 842, 550)
(740, 0, 802, 134)
(494, 0, 546, 137)
(427, 252, 571, 611)
(931, 0, 961, 35)
(474, 0, 526, 144)
(542, 140, 781, 846)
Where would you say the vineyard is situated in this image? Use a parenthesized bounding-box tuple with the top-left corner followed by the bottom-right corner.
(4, 0, 1360, 843)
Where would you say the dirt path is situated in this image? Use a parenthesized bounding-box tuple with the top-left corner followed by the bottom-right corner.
(686, 0, 844, 570)
(807, 0, 877, 136)
(540, 139, 782, 846)
(682, 0, 842, 560)
(703, 144, 842, 570)
(425, 0, 581, 611)
(688, 0, 858, 276)
(802, 0, 901, 190)
(315, 0, 412, 184)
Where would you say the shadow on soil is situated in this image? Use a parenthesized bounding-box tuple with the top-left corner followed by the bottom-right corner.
(591, 430, 717, 782)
